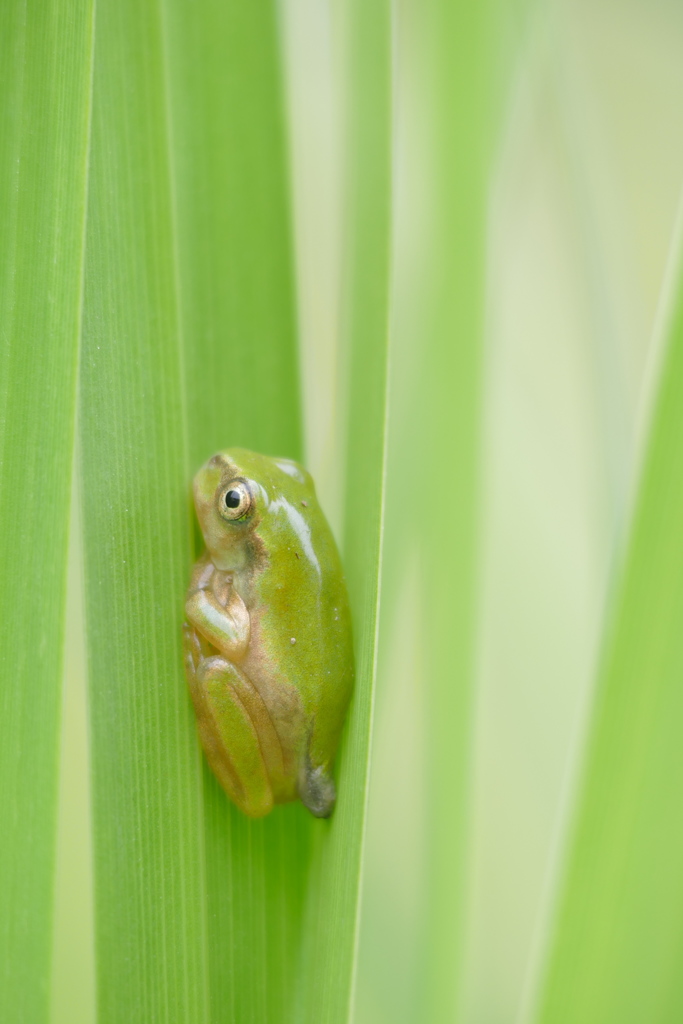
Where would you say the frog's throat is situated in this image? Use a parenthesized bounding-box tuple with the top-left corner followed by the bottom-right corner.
(209, 532, 267, 576)
(210, 548, 246, 572)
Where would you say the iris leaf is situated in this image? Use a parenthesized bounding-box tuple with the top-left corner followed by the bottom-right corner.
(296, 1, 393, 1019)
(0, 3, 94, 1020)
(537, 219, 683, 1022)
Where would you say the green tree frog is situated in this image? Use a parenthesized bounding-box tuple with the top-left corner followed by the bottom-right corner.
(183, 448, 354, 818)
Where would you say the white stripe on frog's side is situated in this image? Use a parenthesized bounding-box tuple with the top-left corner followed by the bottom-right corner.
(269, 496, 322, 579)
(273, 459, 308, 484)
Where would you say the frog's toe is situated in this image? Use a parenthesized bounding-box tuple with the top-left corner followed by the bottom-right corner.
(183, 622, 201, 678)
(299, 763, 336, 818)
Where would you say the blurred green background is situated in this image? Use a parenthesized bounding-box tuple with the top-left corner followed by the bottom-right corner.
(7, 0, 683, 1021)
(356, 1, 683, 1021)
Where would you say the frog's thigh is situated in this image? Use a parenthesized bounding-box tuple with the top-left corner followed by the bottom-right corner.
(197, 656, 273, 818)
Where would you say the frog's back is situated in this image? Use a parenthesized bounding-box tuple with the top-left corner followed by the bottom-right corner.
(231, 450, 354, 772)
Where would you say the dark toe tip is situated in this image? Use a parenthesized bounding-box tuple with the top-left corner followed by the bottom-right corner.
(300, 765, 336, 818)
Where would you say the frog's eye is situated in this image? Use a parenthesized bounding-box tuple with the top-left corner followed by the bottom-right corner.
(218, 479, 253, 521)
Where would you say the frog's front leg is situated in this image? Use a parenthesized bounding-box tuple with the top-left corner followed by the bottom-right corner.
(184, 554, 249, 661)
(188, 654, 283, 818)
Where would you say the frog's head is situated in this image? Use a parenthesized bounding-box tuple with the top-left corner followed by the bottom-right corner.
(193, 447, 316, 572)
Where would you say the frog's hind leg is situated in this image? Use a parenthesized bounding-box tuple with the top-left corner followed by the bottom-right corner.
(192, 654, 276, 818)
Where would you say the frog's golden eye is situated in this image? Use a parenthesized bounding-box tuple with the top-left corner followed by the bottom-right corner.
(218, 479, 253, 521)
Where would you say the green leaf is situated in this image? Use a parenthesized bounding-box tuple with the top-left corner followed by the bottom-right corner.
(537, 222, 683, 1021)
(296, 0, 393, 1019)
(351, 0, 496, 1011)
(0, 3, 94, 1021)
(78, 1, 209, 1019)
(163, 1, 310, 1020)
(350, 1, 494, 1018)
(80, 0, 307, 1020)
(414, 4, 494, 1020)
(164, 1, 302, 471)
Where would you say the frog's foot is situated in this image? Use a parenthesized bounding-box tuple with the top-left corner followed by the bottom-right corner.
(299, 761, 336, 818)
(194, 655, 280, 818)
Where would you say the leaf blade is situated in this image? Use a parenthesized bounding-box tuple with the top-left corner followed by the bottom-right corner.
(161, 1, 309, 1020)
(297, 0, 393, 1018)
(537, 221, 683, 1022)
(413, 3, 494, 1019)
(79, 1, 209, 1019)
(0, 3, 94, 1020)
